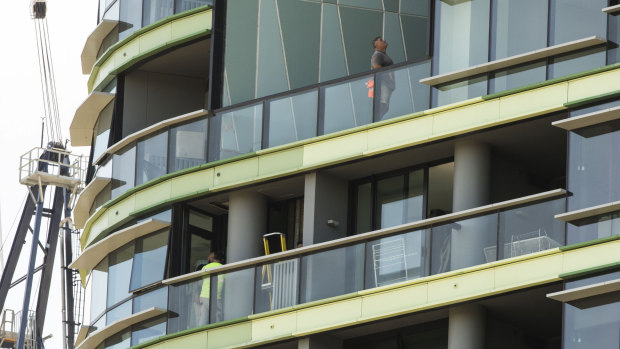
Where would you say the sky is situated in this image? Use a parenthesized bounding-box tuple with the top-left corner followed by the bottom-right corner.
(0, 0, 98, 347)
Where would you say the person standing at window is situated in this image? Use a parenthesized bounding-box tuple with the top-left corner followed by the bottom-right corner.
(371, 36, 395, 119)
(197, 251, 224, 324)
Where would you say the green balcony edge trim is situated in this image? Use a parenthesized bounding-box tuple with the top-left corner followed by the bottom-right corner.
(559, 233, 620, 252)
(88, 5, 212, 92)
(482, 62, 620, 101)
(559, 261, 620, 281)
(563, 89, 620, 109)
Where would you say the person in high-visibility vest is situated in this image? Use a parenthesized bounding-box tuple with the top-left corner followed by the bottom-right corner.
(197, 251, 225, 325)
(371, 36, 395, 119)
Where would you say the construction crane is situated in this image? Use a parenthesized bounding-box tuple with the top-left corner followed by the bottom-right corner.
(0, 1, 86, 348)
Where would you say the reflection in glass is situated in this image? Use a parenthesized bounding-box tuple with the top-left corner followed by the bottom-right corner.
(130, 230, 169, 291)
(136, 131, 167, 186)
(106, 300, 131, 325)
(111, 145, 136, 199)
(322, 76, 373, 134)
(431, 213, 498, 274)
(498, 198, 565, 260)
(300, 244, 364, 303)
(568, 120, 620, 211)
(107, 243, 134, 307)
(92, 101, 113, 161)
(267, 90, 318, 147)
(492, 0, 547, 60)
(214, 269, 254, 323)
(434, 75, 487, 107)
(254, 258, 299, 313)
(168, 118, 207, 173)
(319, 4, 347, 82)
(131, 316, 167, 346)
(133, 287, 168, 313)
(210, 104, 262, 161)
(490, 61, 546, 94)
(365, 230, 429, 289)
(104, 329, 130, 349)
(90, 259, 108, 323)
(256, 0, 288, 98)
(142, 0, 173, 27)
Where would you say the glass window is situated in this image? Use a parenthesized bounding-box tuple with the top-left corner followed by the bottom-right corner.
(570, 99, 620, 118)
(375, 170, 424, 229)
(90, 259, 108, 323)
(254, 258, 299, 313)
(567, 212, 620, 245)
(568, 119, 620, 211)
(300, 243, 364, 303)
(321, 75, 373, 135)
(136, 131, 168, 186)
(143, 0, 173, 27)
(339, 6, 383, 75)
(564, 299, 620, 349)
(319, 3, 347, 82)
(212, 268, 254, 323)
(90, 314, 106, 334)
(431, 213, 498, 274)
(490, 61, 546, 94)
(427, 162, 453, 218)
(111, 145, 136, 199)
(401, 14, 429, 61)
(168, 118, 207, 173)
(102, 0, 119, 21)
(277, 0, 321, 90)
(498, 198, 565, 260)
(383, 12, 405, 63)
(434, 0, 490, 74)
(130, 230, 170, 291)
(106, 300, 132, 325)
(566, 270, 620, 290)
(355, 182, 372, 235)
(549, 0, 606, 45)
(365, 229, 429, 289)
(374, 62, 431, 121)
(168, 277, 206, 332)
(549, 47, 606, 80)
(256, 0, 289, 98)
(491, 0, 547, 60)
(175, 0, 210, 13)
(131, 316, 167, 346)
(118, 0, 142, 40)
(209, 104, 263, 161)
(89, 182, 111, 217)
(433, 75, 487, 107)
(267, 90, 318, 148)
(104, 329, 130, 349)
(92, 101, 114, 161)
(133, 287, 168, 313)
(338, 0, 382, 10)
(400, 0, 429, 16)
(107, 243, 134, 307)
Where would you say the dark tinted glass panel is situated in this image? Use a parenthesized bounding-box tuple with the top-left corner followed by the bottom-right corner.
(107, 243, 134, 307)
(319, 4, 347, 82)
(356, 182, 372, 234)
(427, 162, 453, 218)
(222, 0, 258, 106)
(568, 120, 620, 211)
(278, 0, 321, 90)
(431, 213, 497, 274)
(498, 198, 565, 260)
(490, 61, 546, 94)
(322, 76, 373, 134)
(401, 14, 428, 61)
(104, 330, 130, 349)
(143, 0, 173, 26)
(383, 0, 398, 13)
(383, 12, 405, 63)
(130, 230, 169, 291)
(567, 212, 620, 245)
(209, 104, 263, 161)
(256, 0, 288, 98)
(169, 118, 207, 172)
(340, 6, 383, 75)
(434, 75, 487, 107)
(549, 47, 606, 79)
(550, 0, 606, 45)
(133, 287, 168, 313)
(106, 300, 131, 325)
(111, 145, 136, 199)
(300, 244, 364, 302)
(131, 316, 167, 346)
(90, 259, 108, 322)
(119, 0, 142, 40)
(492, 0, 547, 60)
(136, 131, 167, 186)
(93, 101, 114, 162)
(267, 90, 318, 147)
(434, 0, 490, 74)
(176, 0, 210, 13)
(365, 229, 429, 289)
(338, 0, 382, 10)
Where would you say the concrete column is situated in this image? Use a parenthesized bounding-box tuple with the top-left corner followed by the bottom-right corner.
(298, 334, 343, 349)
(453, 140, 491, 211)
(302, 172, 348, 245)
(226, 190, 267, 262)
(448, 304, 486, 349)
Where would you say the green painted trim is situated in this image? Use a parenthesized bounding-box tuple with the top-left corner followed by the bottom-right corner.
(559, 234, 620, 252)
(88, 6, 212, 92)
(563, 89, 620, 109)
(559, 262, 620, 280)
(482, 62, 620, 101)
(129, 316, 248, 349)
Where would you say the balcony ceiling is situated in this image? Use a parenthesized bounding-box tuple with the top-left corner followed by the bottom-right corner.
(136, 37, 210, 79)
